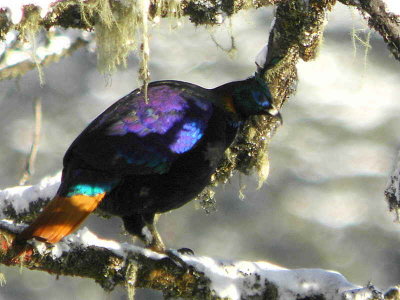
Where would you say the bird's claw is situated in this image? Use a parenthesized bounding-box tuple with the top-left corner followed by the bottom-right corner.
(176, 247, 194, 255)
(164, 249, 192, 270)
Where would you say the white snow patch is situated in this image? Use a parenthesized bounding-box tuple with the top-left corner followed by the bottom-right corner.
(2, 50, 31, 67)
(0, 172, 61, 218)
(36, 35, 72, 60)
(75, 227, 122, 251)
(32, 226, 167, 261)
(0, 0, 57, 24)
(181, 256, 360, 300)
(384, 0, 400, 15)
(32, 227, 125, 259)
(0, 218, 364, 299)
(0, 33, 73, 71)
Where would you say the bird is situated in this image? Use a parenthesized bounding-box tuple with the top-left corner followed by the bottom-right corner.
(14, 73, 279, 254)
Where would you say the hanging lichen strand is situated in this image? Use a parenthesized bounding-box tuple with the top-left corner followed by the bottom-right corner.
(77, 0, 182, 77)
(139, 0, 150, 101)
(79, 0, 139, 73)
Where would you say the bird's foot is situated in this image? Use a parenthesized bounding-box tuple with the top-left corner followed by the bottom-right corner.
(146, 243, 193, 269)
(164, 249, 193, 270)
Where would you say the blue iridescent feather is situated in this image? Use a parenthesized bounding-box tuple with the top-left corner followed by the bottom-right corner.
(103, 84, 213, 170)
(66, 183, 114, 197)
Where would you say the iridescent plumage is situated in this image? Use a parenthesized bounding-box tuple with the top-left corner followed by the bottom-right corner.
(16, 75, 279, 253)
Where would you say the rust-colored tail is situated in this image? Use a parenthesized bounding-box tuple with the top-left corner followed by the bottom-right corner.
(17, 193, 106, 244)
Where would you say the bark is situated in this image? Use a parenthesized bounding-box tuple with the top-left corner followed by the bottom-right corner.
(0, 219, 388, 299)
(339, 0, 400, 61)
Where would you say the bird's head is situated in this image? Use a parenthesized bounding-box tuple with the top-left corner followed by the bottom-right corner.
(229, 74, 279, 120)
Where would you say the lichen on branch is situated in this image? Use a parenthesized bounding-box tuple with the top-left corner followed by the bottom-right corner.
(339, 0, 400, 62)
(0, 0, 279, 78)
(0, 220, 385, 299)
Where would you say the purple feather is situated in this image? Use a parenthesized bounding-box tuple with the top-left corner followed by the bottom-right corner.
(103, 84, 213, 169)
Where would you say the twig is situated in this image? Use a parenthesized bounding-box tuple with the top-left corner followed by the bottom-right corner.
(210, 19, 237, 57)
(0, 38, 89, 82)
(19, 97, 42, 186)
(339, 0, 400, 62)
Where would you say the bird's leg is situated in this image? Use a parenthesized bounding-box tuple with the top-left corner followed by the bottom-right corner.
(142, 214, 195, 269)
(122, 213, 165, 252)
(123, 214, 192, 268)
(142, 214, 195, 256)
(141, 214, 166, 253)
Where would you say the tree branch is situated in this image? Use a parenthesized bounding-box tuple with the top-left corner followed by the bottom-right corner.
(19, 97, 42, 186)
(0, 174, 396, 299)
(339, 0, 400, 61)
(0, 216, 387, 299)
(0, 34, 90, 81)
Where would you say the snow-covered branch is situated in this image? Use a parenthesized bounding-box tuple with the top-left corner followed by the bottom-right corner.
(0, 171, 395, 299)
(0, 172, 60, 223)
(0, 0, 282, 76)
(0, 218, 387, 299)
(385, 150, 400, 220)
(0, 31, 91, 81)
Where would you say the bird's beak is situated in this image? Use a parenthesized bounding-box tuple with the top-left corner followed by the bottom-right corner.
(267, 105, 283, 124)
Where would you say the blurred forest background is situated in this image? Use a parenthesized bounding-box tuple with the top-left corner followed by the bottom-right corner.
(1, 3, 400, 299)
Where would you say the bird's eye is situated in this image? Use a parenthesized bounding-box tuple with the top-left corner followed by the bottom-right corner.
(251, 90, 270, 108)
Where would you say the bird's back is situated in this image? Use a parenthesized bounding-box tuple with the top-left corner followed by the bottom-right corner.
(64, 80, 217, 176)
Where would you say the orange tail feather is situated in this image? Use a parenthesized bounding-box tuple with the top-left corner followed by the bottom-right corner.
(17, 193, 106, 244)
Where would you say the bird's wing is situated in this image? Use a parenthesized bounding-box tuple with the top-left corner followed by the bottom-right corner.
(65, 81, 214, 175)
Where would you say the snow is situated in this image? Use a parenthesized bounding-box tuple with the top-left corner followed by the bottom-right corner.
(47, 227, 125, 258)
(72, 228, 167, 260)
(0, 216, 368, 298)
(0, 0, 56, 24)
(0, 167, 368, 298)
(22, 225, 166, 261)
(0, 172, 61, 218)
(182, 255, 361, 299)
(36, 35, 72, 60)
(40, 228, 364, 300)
(384, 0, 400, 15)
(0, 30, 76, 71)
